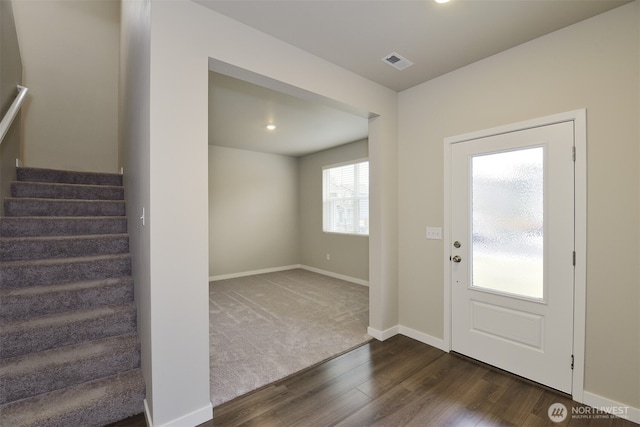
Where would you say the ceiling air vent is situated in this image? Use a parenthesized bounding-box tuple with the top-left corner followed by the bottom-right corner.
(381, 52, 414, 71)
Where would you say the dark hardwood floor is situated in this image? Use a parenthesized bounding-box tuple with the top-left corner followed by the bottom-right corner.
(110, 335, 637, 427)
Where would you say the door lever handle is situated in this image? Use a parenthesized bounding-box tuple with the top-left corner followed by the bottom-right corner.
(451, 255, 462, 263)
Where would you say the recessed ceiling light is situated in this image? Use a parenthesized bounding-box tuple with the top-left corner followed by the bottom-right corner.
(266, 124, 276, 131)
(435, 0, 450, 3)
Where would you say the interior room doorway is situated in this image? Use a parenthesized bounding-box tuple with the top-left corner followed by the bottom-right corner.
(207, 61, 372, 406)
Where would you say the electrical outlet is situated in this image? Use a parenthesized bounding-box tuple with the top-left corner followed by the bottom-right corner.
(426, 227, 442, 240)
(326, 253, 331, 261)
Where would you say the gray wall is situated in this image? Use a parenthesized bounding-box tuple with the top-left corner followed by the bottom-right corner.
(208, 139, 369, 282)
(0, 0, 22, 209)
(299, 139, 369, 280)
(398, 1, 639, 408)
(120, 0, 153, 418)
(208, 145, 300, 277)
(98, 1, 393, 424)
(12, 0, 120, 173)
(46, 1, 640, 423)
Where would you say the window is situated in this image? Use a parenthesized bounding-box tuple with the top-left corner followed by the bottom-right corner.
(323, 160, 369, 235)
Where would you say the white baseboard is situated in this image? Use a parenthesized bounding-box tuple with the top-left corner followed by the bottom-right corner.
(210, 264, 369, 287)
(582, 391, 640, 424)
(367, 325, 399, 341)
(209, 265, 300, 282)
(144, 399, 153, 426)
(398, 325, 447, 352)
(367, 324, 447, 351)
(299, 265, 369, 287)
(145, 400, 213, 427)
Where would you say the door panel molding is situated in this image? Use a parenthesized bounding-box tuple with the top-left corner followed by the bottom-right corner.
(470, 300, 545, 350)
(443, 109, 586, 401)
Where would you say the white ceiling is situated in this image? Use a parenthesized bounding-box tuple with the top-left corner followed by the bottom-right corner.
(209, 72, 369, 157)
(203, 0, 629, 156)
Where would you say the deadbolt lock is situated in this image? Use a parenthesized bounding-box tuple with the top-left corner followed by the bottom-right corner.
(453, 241, 461, 248)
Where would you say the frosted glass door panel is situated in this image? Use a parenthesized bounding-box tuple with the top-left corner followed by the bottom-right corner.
(471, 147, 544, 299)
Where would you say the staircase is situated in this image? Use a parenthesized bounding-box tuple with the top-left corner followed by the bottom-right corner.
(0, 167, 145, 427)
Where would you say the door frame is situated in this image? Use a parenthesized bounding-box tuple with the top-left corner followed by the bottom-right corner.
(443, 109, 587, 402)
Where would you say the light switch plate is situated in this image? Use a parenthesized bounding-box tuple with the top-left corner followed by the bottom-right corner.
(426, 227, 442, 240)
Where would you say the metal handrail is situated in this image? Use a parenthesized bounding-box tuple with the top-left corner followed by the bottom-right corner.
(0, 85, 28, 145)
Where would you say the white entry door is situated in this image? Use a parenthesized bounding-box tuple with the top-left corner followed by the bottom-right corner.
(450, 121, 575, 393)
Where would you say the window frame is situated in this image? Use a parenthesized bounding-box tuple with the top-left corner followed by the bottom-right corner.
(322, 158, 369, 236)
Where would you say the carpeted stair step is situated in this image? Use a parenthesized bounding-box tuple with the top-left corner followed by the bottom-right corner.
(0, 216, 127, 237)
(11, 181, 124, 201)
(0, 333, 140, 404)
(0, 277, 134, 322)
(0, 234, 129, 261)
(4, 198, 125, 217)
(0, 304, 137, 359)
(0, 368, 144, 427)
(0, 166, 145, 423)
(0, 253, 131, 289)
(16, 167, 123, 187)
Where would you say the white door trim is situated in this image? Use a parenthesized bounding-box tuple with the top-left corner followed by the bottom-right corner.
(443, 109, 587, 402)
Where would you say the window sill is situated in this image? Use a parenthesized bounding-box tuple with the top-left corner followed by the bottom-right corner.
(322, 231, 369, 237)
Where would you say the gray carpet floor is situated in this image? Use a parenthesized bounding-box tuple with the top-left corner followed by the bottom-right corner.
(209, 268, 370, 407)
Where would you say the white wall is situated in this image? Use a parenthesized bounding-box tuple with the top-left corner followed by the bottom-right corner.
(208, 146, 299, 277)
(13, 0, 119, 173)
(143, 1, 397, 425)
(299, 139, 369, 281)
(398, 2, 639, 411)
(120, 0, 153, 421)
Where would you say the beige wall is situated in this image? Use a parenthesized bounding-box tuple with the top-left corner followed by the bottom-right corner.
(299, 139, 369, 281)
(398, 2, 639, 409)
(208, 146, 300, 277)
(120, 0, 151, 419)
(12, 0, 119, 173)
(120, 0, 640, 422)
(45, 0, 640, 422)
(133, 1, 398, 424)
(0, 0, 22, 207)
(209, 140, 369, 282)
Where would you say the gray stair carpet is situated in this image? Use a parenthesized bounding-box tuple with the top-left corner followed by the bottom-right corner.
(0, 167, 144, 427)
(0, 216, 128, 237)
(11, 182, 125, 201)
(4, 198, 126, 217)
